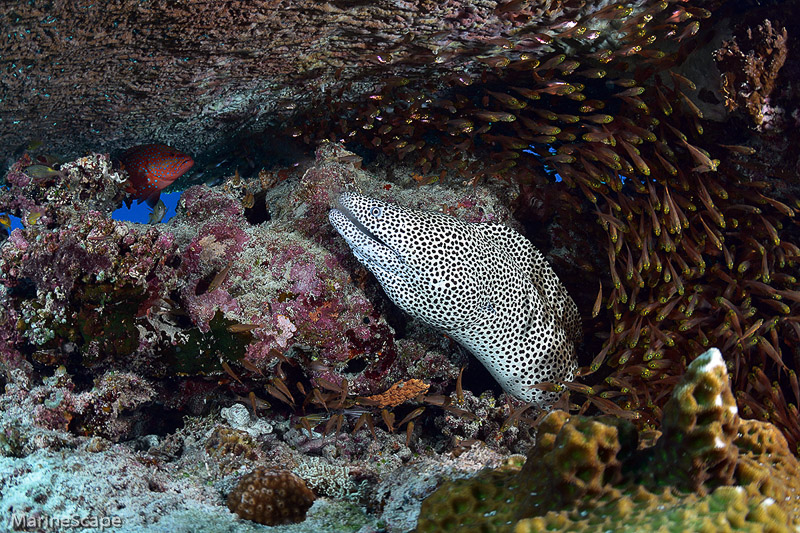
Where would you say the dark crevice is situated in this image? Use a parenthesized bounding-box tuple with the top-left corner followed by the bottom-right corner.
(244, 190, 271, 225)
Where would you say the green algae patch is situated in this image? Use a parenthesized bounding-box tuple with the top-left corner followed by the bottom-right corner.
(70, 282, 144, 366)
(165, 311, 253, 376)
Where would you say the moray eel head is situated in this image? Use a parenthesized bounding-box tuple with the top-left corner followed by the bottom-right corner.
(330, 191, 483, 330)
(329, 192, 406, 284)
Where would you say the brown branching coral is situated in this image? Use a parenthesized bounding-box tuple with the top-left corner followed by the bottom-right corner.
(715, 19, 788, 127)
(205, 426, 260, 474)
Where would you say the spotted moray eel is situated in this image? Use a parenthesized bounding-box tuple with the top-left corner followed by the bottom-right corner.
(329, 192, 581, 407)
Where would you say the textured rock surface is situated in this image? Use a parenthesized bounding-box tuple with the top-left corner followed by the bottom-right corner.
(0, 0, 581, 168)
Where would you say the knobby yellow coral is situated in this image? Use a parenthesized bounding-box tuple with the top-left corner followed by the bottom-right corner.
(417, 348, 800, 532)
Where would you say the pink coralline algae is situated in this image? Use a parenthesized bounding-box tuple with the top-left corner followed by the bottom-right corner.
(0, 153, 127, 230)
(1, 364, 156, 443)
(228, 217, 406, 395)
(0, 142, 517, 432)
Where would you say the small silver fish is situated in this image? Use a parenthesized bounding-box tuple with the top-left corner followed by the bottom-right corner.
(148, 199, 167, 224)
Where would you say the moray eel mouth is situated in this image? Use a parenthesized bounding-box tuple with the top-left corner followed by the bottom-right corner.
(330, 194, 399, 260)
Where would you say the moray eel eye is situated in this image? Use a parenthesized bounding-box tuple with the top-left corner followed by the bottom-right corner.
(370, 206, 383, 218)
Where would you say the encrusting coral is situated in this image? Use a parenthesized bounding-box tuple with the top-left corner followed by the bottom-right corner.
(226, 468, 316, 526)
(417, 348, 800, 532)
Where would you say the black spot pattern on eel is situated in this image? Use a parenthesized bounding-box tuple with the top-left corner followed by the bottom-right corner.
(329, 192, 581, 407)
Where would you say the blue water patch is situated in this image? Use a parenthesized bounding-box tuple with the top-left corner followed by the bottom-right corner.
(111, 191, 181, 224)
(4, 214, 23, 231)
(523, 144, 630, 185)
(524, 145, 562, 182)
(2, 193, 180, 233)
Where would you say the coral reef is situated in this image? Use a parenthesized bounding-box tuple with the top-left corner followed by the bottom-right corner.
(2, 144, 518, 410)
(0, 141, 545, 502)
(10, 0, 795, 451)
(226, 468, 316, 526)
(1, 356, 520, 532)
(417, 348, 800, 531)
(283, 0, 800, 452)
(2, 0, 800, 530)
(1, 364, 156, 443)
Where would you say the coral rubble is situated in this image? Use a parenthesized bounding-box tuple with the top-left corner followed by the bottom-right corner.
(418, 348, 800, 531)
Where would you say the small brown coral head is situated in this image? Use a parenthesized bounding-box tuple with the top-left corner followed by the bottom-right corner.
(227, 468, 316, 526)
(715, 19, 788, 127)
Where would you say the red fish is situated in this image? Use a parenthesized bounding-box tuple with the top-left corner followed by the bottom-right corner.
(119, 144, 194, 206)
